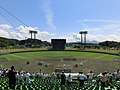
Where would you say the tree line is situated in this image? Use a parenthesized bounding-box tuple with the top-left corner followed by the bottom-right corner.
(66, 41, 120, 50)
(0, 37, 120, 49)
(0, 37, 51, 49)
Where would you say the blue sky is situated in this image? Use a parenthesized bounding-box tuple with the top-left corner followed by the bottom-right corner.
(0, 0, 120, 42)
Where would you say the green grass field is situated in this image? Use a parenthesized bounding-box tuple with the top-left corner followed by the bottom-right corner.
(0, 49, 120, 73)
(0, 51, 119, 61)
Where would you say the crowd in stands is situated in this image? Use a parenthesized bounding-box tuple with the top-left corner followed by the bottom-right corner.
(0, 66, 120, 90)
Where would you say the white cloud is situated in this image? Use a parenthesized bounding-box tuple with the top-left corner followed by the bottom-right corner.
(38, 31, 53, 36)
(17, 25, 54, 40)
(87, 34, 120, 42)
(41, 0, 56, 31)
(82, 19, 120, 23)
(22, 23, 120, 42)
(58, 36, 76, 43)
(58, 33, 80, 43)
(78, 23, 120, 40)
(0, 29, 10, 37)
(0, 23, 120, 43)
(17, 25, 37, 34)
(71, 33, 120, 42)
(116, 29, 120, 31)
(0, 24, 13, 29)
(81, 24, 120, 32)
(0, 24, 54, 41)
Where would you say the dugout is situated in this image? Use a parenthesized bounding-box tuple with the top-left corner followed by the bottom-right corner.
(51, 39, 66, 50)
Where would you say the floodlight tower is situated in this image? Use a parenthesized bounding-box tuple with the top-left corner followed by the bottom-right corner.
(29, 30, 38, 47)
(83, 31, 88, 44)
(79, 31, 88, 49)
(29, 30, 38, 39)
(34, 31, 38, 39)
(79, 31, 84, 48)
(79, 31, 83, 45)
(29, 30, 33, 39)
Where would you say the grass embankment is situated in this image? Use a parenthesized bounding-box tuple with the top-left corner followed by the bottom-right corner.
(86, 49, 120, 53)
(0, 48, 47, 53)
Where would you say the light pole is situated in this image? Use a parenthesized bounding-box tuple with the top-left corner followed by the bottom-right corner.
(29, 30, 38, 47)
(34, 31, 37, 39)
(79, 31, 83, 49)
(83, 31, 87, 49)
(83, 31, 87, 44)
(29, 30, 33, 39)
(29, 30, 38, 39)
(79, 31, 88, 49)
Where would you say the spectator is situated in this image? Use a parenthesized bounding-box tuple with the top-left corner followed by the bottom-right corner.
(100, 72, 108, 87)
(51, 72, 56, 77)
(24, 71, 31, 84)
(0, 70, 2, 76)
(16, 72, 24, 84)
(87, 71, 94, 80)
(16, 72, 20, 84)
(56, 73, 61, 79)
(66, 74, 72, 86)
(116, 69, 120, 81)
(113, 69, 119, 81)
(60, 71, 66, 86)
(96, 73, 102, 86)
(107, 72, 113, 83)
(78, 72, 87, 87)
(7, 66, 17, 89)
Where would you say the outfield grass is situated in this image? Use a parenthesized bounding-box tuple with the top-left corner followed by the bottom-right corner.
(0, 51, 119, 61)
